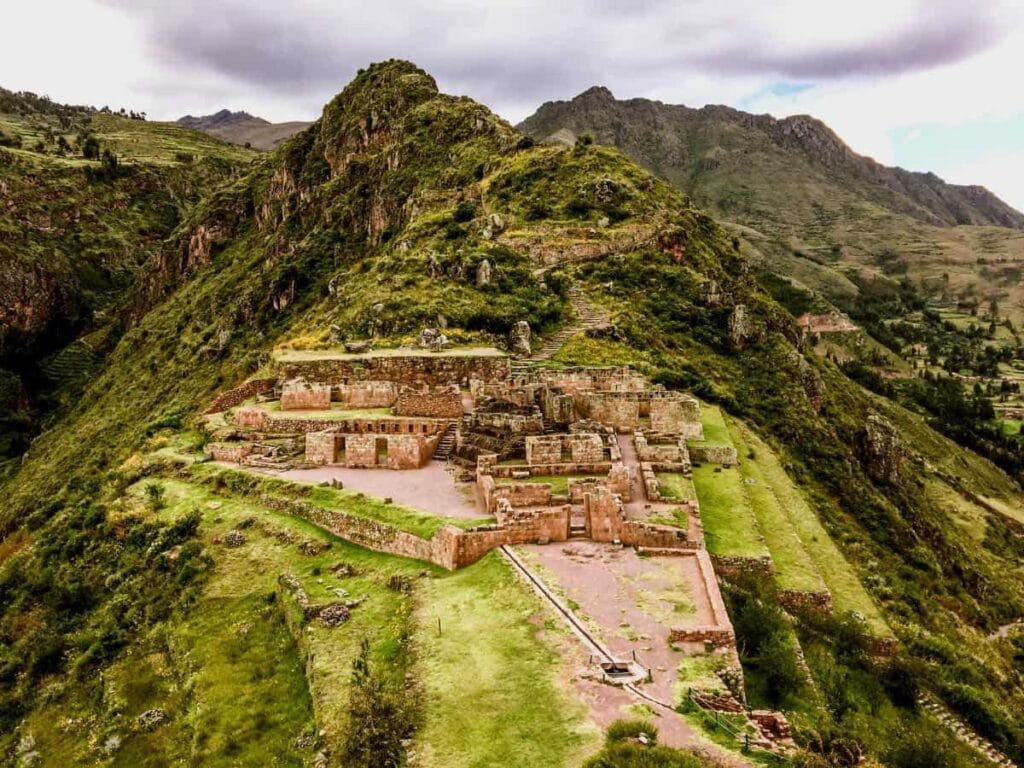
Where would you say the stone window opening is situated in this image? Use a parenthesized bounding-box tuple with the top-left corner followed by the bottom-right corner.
(376, 437, 389, 464)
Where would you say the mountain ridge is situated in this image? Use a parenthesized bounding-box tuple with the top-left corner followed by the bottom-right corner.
(521, 86, 1024, 229)
(176, 108, 310, 150)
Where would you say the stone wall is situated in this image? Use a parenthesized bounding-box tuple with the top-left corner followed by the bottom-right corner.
(585, 487, 623, 542)
(205, 377, 278, 414)
(636, 434, 691, 468)
(689, 445, 738, 466)
(537, 366, 648, 393)
(336, 381, 397, 408)
(668, 550, 735, 649)
(281, 382, 332, 411)
(649, 393, 703, 439)
(778, 589, 833, 614)
(394, 388, 464, 419)
(468, 409, 545, 436)
(273, 352, 510, 388)
(581, 392, 641, 432)
(230, 406, 270, 430)
(488, 481, 553, 513)
(525, 436, 563, 465)
(540, 389, 576, 425)
(305, 431, 339, 465)
(206, 442, 254, 462)
(235, 412, 445, 436)
(568, 433, 604, 463)
(607, 463, 631, 502)
(620, 521, 696, 550)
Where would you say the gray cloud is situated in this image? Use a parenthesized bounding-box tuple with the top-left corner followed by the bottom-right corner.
(99, 0, 1012, 121)
(691, 6, 1005, 78)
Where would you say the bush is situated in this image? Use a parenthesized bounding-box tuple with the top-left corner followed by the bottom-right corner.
(606, 719, 658, 744)
(453, 201, 476, 222)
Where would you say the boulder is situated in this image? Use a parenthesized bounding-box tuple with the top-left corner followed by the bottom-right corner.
(860, 414, 905, 483)
(727, 304, 753, 345)
(476, 259, 492, 287)
(343, 340, 372, 354)
(137, 709, 166, 730)
(222, 530, 245, 548)
(510, 321, 531, 356)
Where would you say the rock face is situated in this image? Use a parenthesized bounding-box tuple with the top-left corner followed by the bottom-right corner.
(510, 321, 531, 356)
(788, 350, 824, 412)
(727, 304, 752, 346)
(860, 414, 904, 483)
(476, 259, 492, 287)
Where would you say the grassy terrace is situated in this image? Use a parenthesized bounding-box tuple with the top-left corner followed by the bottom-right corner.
(189, 463, 492, 537)
(687, 403, 732, 448)
(415, 553, 600, 767)
(691, 463, 769, 558)
(116, 479, 587, 765)
(725, 421, 826, 594)
(724, 419, 891, 637)
(253, 400, 395, 420)
(272, 345, 507, 361)
(656, 472, 697, 502)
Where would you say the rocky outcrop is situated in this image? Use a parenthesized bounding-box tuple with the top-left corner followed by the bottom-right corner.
(860, 414, 905, 483)
(510, 321, 531, 356)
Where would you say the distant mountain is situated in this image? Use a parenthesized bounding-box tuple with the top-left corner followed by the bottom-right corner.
(176, 108, 310, 150)
(520, 87, 1024, 322)
(521, 86, 1024, 230)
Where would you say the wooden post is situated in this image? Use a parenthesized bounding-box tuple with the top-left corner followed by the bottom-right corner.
(437, 616, 442, 636)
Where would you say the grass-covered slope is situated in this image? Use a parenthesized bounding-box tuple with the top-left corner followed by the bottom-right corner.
(2, 61, 1024, 766)
(0, 93, 256, 463)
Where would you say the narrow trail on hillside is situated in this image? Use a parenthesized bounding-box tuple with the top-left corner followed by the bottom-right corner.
(919, 694, 1019, 768)
(525, 283, 611, 364)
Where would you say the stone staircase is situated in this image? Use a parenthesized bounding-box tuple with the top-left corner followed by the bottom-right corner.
(919, 694, 1019, 767)
(527, 284, 612, 362)
(432, 422, 458, 461)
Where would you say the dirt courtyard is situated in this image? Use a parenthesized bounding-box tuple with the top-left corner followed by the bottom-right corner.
(518, 542, 718, 706)
(271, 462, 486, 519)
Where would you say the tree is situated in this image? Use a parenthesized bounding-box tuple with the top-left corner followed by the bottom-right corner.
(81, 134, 100, 159)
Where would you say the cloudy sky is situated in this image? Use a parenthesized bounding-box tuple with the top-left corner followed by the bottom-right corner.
(4, 0, 1024, 209)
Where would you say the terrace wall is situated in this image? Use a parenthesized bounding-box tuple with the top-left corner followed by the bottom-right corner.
(689, 445, 738, 466)
(649, 393, 703, 439)
(394, 389, 464, 419)
(336, 381, 397, 408)
(273, 353, 510, 388)
(204, 377, 278, 414)
(280, 383, 332, 410)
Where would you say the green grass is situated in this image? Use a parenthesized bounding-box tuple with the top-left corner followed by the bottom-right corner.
(189, 463, 491, 538)
(723, 423, 891, 637)
(688, 404, 733, 448)
(1000, 418, 1023, 436)
(256, 400, 395, 420)
(691, 464, 768, 559)
(129, 477, 435, 753)
(414, 552, 600, 767)
(726, 422, 826, 594)
(656, 472, 697, 502)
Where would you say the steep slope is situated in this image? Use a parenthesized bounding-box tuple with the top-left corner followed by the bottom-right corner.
(177, 109, 311, 150)
(2, 61, 1024, 766)
(0, 92, 256, 462)
(520, 88, 1024, 323)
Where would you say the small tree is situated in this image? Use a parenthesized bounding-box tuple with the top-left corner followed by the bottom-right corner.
(81, 134, 100, 159)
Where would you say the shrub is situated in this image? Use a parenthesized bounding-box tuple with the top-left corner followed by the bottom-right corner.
(453, 201, 476, 222)
(606, 719, 658, 744)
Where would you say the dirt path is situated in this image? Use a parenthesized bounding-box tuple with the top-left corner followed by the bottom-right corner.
(616, 434, 649, 516)
(271, 462, 486, 519)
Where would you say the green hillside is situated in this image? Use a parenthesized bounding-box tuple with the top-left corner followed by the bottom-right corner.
(1, 62, 1023, 766)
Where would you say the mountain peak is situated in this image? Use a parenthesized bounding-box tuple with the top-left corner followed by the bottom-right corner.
(574, 85, 615, 102)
